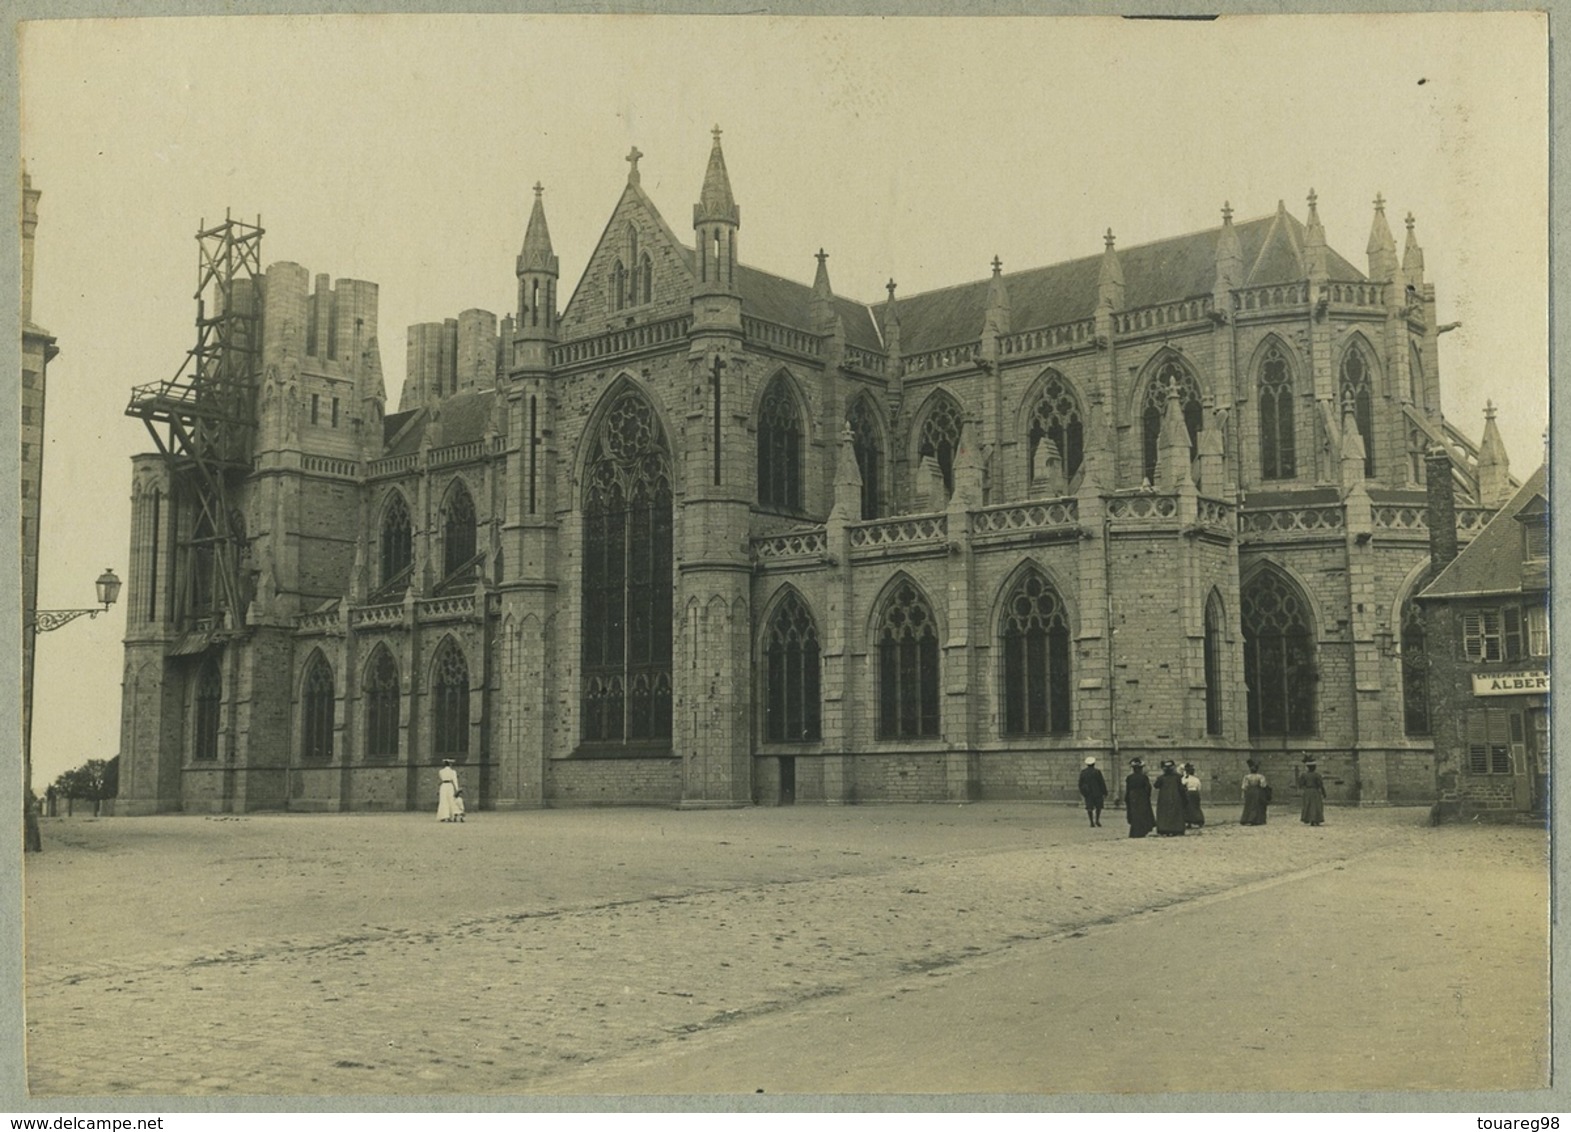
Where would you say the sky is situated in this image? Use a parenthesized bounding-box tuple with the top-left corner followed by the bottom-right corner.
(16, 12, 1550, 788)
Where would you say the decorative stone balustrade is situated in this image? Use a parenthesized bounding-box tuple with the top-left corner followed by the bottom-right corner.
(368, 452, 419, 477)
(350, 602, 404, 628)
(842, 345, 887, 375)
(1233, 282, 1310, 313)
(1238, 506, 1345, 536)
(296, 607, 341, 633)
(1196, 497, 1234, 529)
(972, 499, 1078, 536)
(754, 527, 829, 560)
(302, 454, 358, 477)
(1000, 319, 1096, 357)
(743, 316, 823, 358)
(550, 315, 692, 367)
(1106, 494, 1179, 521)
(903, 342, 979, 375)
(1112, 296, 1212, 335)
(1373, 504, 1494, 540)
(1325, 282, 1387, 308)
(430, 440, 486, 467)
(416, 595, 477, 620)
(849, 513, 947, 549)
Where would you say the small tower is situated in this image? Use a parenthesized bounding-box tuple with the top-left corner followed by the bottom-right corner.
(1304, 188, 1329, 282)
(1213, 201, 1243, 300)
(1366, 192, 1400, 282)
(1403, 211, 1426, 289)
(983, 255, 1011, 338)
(810, 248, 838, 337)
(1477, 401, 1513, 508)
(692, 125, 741, 332)
(1097, 228, 1125, 312)
(514, 182, 559, 374)
(1340, 395, 1368, 490)
(1157, 385, 1192, 492)
(883, 278, 902, 361)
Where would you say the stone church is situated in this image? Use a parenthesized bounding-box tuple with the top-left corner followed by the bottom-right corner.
(116, 130, 1521, 814)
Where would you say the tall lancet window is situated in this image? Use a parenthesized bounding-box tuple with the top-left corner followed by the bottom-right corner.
(612, 259, 627, 312)
(1204, 592, 1225, 736)
(847, 395, 883, 521)
(764, 591, 821, 743)
(917, 393, 964, 496)
(1000, 570, 1072, 737)
(441, 479, 478, 580)
(1340, 342, 1377, 478)
(380, 492, 413, 589)
(301, 651, 335, 762)
(1027, 371, 1084, 488)
(581, 388, 674, 745)
(757, 376, 803, 512)
(1141, 360, 1203, 485)
(364, 647, 400, 760)
(876, 580, 941, 740)
(1242, 568, 1317, 737)
(193, 657, 222, 762)
(1401, 597, 1432, 737)
(1257, 342, 1296, 480)
(639, 254, 653, 306)
(432, 639, 470, 759)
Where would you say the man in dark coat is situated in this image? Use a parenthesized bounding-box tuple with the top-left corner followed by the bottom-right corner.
(1125, 758, 1156, 838)
(1154, 759, 1187, 836)
(1078, 756, 1108, 827)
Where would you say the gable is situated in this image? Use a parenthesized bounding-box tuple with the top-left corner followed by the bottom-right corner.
(559, 183, 695, 338)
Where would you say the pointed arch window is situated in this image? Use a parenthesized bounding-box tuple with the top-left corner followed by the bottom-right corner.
(581, 388, 674, 745)
(847, 395, 883, 521)
(301, 652, 335, 762)
(432, 639, 470, 758)
(1142, 360, 1203, 484)
(441, 480, 478, 579)
(757, 376, 803, 511)
(1257, 342, 1296, 480)
(380, 492, 413, 588)
(639, 253, 653, 306)
(1340, 343, 1377, 478)
(1409, 342, 1425, 407)
(765, 591, 821, 743)
(1401, 597, 1431, 736)
(1242, 569, 1316, 736)
(917, 394, 964, 497)
(876, 580, 940, 739)
(364, 647, 400, 760)
(1204, 593, 1225, 736)
(1000, 570, 1071, 736)
(193, 656, 222, 762)
(1027, 372, 1084, 488)
(612, 259, 627, 312)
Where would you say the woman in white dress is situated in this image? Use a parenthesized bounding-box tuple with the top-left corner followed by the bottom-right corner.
(436, 758, 460, 822)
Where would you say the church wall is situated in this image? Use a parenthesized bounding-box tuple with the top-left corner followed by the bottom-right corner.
(295, 477, 360, 601)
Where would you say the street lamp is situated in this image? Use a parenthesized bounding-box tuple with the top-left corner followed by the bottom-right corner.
(30, 567, 121, 632)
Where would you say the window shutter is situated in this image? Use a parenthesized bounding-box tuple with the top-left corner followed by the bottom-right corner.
(1504, 607, 1524, 661)
(1462, 611, 1483, 660)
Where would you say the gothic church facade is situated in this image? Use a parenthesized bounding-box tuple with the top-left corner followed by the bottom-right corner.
(117, 132, 1519, 813)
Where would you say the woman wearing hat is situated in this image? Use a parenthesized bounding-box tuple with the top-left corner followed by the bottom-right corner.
(1240, 758, 1269, 826)
(1078, 756, 1108, 828)
(1181, 762, 1205, 829)
(1124, 758, 1156, 838)
(1153, 760, 1187, 837)
(1300, 758, 1326, 826)
(436, 758, 462, 823)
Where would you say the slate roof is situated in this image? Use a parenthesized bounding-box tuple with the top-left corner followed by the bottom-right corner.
(1420, 464, 1549, 599)
(733, 263, 884, 353)
(876, 210, 1365, 355)
(382, 391, 500, 457)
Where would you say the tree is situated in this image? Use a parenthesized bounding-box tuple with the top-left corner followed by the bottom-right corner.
(52, 757, 117, 817)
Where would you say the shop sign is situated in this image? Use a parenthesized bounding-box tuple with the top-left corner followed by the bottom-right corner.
(1472, 669, 1550, 696)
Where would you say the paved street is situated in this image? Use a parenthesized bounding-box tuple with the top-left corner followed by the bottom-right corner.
(23, 803, 1548, 1099)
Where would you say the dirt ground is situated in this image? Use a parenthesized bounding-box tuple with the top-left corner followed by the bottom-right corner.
(22, 803, 1550, 1101)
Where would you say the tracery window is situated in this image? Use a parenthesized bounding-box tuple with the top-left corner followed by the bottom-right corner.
(1401, 597, 1431, 737)
(757, 376, 803, 511)
(364, 647, 400, 760)
(1257, 342, 1296, 480)
(193, 657, 221, 761)
(432, 638, 470, 758)
(612, 259, 627, 312)
(1340, 342, 1377, 478)
(764, 591, 821, 743)
(1204, 592, 1225, 736)
(1027, 371, 1084, 487)
(1242, 568, 1316, 736)
(1141, 360, 1203, 484)
(847, 395, 883, 521)
(581, 388, 674, 745)
(999, 570, 1071, 737)
(917, 393, 964, 496)
(380, 492, 413, 588)
(876, 580, 940, 740)
(441, 480, 478, 579)
(301, 652, 334, 762)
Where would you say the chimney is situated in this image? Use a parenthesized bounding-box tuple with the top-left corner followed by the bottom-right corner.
(1425, 446, 1458, 573)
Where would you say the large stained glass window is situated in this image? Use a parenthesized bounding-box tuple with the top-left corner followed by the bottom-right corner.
(1000, 570, 1071, 736)
(764, 591, 821, 743)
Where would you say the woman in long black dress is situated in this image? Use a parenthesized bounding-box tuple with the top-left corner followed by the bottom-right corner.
(1300, 759, 1326, 826)
(1125, 758, 1156, 838)
(1154, 760, 1187, 837)
(1240, 758, 1269, 826)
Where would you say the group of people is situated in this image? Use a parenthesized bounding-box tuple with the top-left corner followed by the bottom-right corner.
(1078, 754, 1328, 836)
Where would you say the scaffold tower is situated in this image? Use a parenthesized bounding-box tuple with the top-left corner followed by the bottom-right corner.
(126, 212, 263, 634)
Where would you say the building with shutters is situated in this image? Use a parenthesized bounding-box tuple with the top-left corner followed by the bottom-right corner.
(115, 130, 1526, 813)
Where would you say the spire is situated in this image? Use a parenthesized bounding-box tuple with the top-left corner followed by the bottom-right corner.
(1157, 385, 1193, 492)
(1214, 200, 1243, 292)
(883, 278, 901, 358)
(812, 248, 832, 299)
(950, 419, 984, 511)
(1477, 400, 1512, 507)
(829, 421, 865, 524)
(518, 183, 558, 275)
(983, 255, 1011, 338)
(694, 124, 739, 226)
(1304, 188, 1328, 279)
(1366, 192, 1398, 280)
(810, 248, 840, 337)
(1098, 228, 1124, 312)
(1402, 211, 1426, 283)
(1339, 395, 1367, 488)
